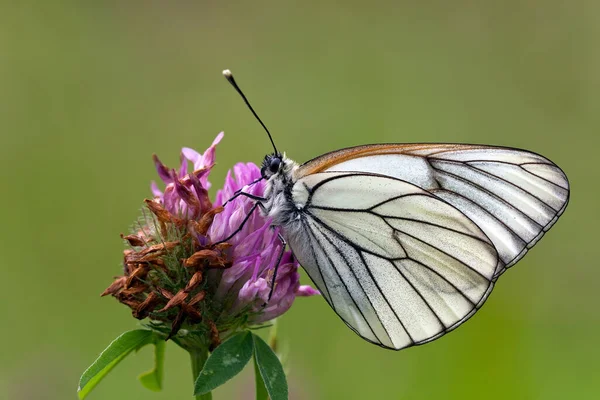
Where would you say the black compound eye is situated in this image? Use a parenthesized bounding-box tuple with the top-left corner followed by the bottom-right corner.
(269, 157, 281, 173)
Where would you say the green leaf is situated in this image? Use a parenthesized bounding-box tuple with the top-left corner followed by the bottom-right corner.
(138, 337, 165, 391)
(252, 334, 288, 400)
(253, 355, 269, 400)
(77, 329, 154, 399)
(193, 331, 254, 396)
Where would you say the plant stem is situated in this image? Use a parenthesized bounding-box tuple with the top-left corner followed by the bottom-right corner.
(190, 349, 212, 400)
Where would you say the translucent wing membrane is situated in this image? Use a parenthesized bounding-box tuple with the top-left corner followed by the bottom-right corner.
(297, 144, 569, 278)
(427, 158, 568, 276)
(288, 144, 568, 349)
(288, 173, 499, 350)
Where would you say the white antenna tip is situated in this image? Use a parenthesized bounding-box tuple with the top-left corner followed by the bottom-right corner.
(222, 69, 232, 78)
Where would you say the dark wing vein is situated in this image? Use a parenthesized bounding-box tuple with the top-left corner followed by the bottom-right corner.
(429, 188, 527, 243)
(300, 222, 333, 304)
(453, 158, 567, 190)
(391, 259, 446, 330)
(306, 210, 406, 260)
(386, 222, 477, 305)
(309, 215, 415, 345)
(405, 257, 477, 306)
(381, 218, 491, 281)
(304, 216, 392, 347)
(307, 173, 377, 196)
(431, 165, 543, 228)
(519, 162, 569, 187)
(452, 159, 552, 166)
(462, 162, 559, 211)
(379, 215, 493, 245)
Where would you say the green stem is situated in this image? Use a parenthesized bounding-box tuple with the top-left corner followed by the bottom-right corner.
(190, 349, 212, 400)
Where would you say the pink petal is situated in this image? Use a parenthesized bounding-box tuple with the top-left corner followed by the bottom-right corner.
(212, 131, 225, 146)
(297, 285, 320, 297)
(152, 154, 172, 184)
(181, 147, 201, 165)
(178, 152, 188, 178)
(150, 181, 163, 198)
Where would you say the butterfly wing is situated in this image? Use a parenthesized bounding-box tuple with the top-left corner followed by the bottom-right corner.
(296, 144, 569, 278)
(287, 172, 500, 350)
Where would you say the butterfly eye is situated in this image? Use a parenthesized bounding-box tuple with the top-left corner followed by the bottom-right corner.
(269, 157, 281, 173)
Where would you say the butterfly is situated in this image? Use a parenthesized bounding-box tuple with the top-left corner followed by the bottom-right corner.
(221, 70, 570, 350)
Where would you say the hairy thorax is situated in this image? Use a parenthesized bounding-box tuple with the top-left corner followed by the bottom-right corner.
(261, 156, 304, 230)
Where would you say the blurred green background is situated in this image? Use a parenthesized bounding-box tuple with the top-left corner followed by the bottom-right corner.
(1, 1, 597, 399)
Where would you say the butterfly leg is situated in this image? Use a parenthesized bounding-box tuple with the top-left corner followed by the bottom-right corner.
(214, 190, 270, 245)
(214, 202, 261, 245)
(226, 177, 263, 201)
(264, 232, 286, 305)
(218, 190, 286, 306)
(223, 189, 266, 206)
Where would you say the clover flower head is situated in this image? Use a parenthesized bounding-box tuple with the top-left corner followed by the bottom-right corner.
(102, 132, 317, 350)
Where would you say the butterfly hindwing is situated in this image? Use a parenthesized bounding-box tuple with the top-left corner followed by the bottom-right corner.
(288, 172, 499, 350)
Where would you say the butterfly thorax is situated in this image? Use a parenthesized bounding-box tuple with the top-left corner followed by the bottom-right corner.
(261, 154, 302, 228)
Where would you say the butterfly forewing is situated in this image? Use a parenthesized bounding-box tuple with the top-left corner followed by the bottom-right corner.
(296, 143, 569, 277)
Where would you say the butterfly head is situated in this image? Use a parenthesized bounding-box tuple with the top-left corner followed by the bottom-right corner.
(261, 153, 284, 179)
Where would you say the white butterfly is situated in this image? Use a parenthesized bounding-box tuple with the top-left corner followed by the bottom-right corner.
(221, 70, 570, 350)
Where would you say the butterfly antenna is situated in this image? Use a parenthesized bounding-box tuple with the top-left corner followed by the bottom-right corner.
(222, 69, 279, 155)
